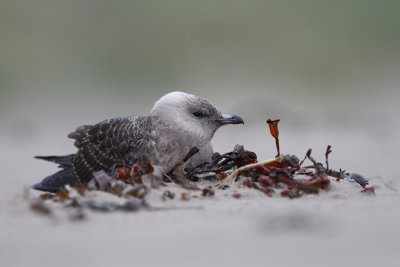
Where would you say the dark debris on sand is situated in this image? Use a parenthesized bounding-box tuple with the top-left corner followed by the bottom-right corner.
(30, 118, 375, 218)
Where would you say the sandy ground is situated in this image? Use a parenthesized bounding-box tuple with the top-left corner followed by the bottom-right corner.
(1, 132, 399, 267)
(1, 91, 399, 267)
(1, 174, 399, 267)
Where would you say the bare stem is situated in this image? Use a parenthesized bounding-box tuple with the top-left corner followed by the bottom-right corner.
(275, 138, 280, 157)
(215, 156, 285, 188)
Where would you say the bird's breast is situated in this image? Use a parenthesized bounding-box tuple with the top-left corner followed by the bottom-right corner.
(149, 126, 213, 172)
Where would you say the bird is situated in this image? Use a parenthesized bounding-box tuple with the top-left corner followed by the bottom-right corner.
(32, 91, 244, 192)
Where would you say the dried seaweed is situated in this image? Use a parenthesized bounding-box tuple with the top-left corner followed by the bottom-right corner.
(325, 145, 332, 171)
(266, 119, 280, 157)
(30, 117, 374, 219)
(185, 144, 257, 181)
(192, 119, 366, 198)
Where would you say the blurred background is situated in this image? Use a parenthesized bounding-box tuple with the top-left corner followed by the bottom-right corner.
(1, 0, 399, 190)
(1, 2, 400, 267)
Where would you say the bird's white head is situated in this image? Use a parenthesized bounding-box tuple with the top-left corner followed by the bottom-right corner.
(150, 91, 243, 142)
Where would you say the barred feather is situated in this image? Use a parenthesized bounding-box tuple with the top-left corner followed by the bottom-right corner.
(68, 116, 152, 183)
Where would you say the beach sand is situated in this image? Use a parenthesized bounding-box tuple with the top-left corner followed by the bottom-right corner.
(1, 117, 399, 267)
(1, 86, 399, 267)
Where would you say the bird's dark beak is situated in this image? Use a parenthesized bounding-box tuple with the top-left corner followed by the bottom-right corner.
(216, 114, 244, 125)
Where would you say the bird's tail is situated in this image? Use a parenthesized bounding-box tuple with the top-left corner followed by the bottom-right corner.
(32, 154, 79, 193)
(34, 154, 75, 167)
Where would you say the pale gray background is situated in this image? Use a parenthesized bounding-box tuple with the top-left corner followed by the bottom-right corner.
(1, 1, 399, 267)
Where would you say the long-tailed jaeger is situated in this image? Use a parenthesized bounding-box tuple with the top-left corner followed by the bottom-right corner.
(32, 91, 244, 192)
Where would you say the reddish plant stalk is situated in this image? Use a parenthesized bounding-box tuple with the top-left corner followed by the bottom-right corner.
(266, 119, 281, 157)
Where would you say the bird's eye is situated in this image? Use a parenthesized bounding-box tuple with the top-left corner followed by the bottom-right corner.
(193, 112, 203, 118)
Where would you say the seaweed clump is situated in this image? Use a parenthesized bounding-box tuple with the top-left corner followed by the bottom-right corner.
(30, 118, 375, 218)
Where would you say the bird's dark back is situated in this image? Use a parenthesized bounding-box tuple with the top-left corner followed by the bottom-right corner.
(69, 116, 153, 183)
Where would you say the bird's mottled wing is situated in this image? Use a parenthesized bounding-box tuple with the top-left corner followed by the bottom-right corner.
(68, 116, 152, 183)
